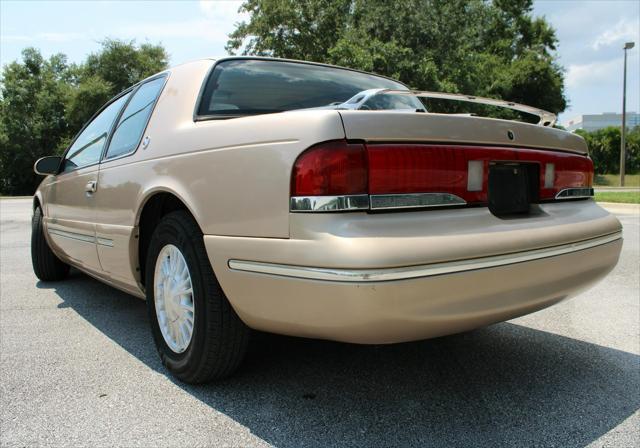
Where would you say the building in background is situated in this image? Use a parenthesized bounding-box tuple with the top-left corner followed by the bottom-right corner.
(565, 112, 640, 132)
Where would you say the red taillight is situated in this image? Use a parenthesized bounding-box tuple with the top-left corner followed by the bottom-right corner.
(367, 145, 511, 202)
(367, 144, 593, 202)
(540, 153, 593, 199)
(290, 140, 594, 211)
(291, 140, 367, 196)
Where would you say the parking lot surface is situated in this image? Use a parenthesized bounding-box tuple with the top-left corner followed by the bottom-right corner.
(1, 198, 638, 447)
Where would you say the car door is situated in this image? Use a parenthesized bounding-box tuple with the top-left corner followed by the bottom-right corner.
(94, 75, 168, 287)
(44, 92, 132, 272)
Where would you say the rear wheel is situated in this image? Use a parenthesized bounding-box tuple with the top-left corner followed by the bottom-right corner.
(31, 206, 70, 281)
(146, 211, 250, 383)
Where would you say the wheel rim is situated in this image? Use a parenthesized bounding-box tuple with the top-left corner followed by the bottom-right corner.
(154, 244, 195, 353)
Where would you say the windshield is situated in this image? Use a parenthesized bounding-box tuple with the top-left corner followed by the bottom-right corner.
(197, 59, 411, 117)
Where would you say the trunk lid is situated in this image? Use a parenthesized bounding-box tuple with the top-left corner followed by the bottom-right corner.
(338, 111, 587, 155)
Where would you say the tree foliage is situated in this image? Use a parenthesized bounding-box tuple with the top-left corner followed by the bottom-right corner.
(0, 40, 168, 195)
(227, 0, 567, 114)
(0, 49, 70, 195)
(74, 39, 168, 125)
(576, 127, 640, 175)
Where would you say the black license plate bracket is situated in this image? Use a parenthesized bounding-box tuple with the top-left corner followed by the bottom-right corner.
(488, 163, 536, 216)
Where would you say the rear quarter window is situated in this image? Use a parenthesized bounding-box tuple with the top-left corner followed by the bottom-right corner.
(197, 59, 409, 118)
(104, 75, 167, 160)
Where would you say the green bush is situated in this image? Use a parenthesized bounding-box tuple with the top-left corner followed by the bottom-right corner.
(576, 126, 640, 175)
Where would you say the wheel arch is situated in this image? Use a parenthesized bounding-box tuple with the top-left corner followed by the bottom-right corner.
(135, 187, 204, 288)
(33, 192, 43, 212)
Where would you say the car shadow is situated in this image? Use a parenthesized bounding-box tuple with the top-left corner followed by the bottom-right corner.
(39, 270, 639, 448)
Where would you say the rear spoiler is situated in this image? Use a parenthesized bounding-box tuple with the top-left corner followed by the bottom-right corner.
(382, 89, 557, 127)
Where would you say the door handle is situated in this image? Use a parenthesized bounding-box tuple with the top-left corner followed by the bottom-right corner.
(85, 180, 97, 195)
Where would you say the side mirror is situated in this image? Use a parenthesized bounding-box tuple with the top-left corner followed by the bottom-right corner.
(34, 156, 62, 176)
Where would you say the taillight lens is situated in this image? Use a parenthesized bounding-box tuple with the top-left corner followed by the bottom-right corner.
(540, 153, 593, 199)
(367, 144, 593, 202)
(291, 140, 367, 196)
(367, 145, 508, 202)
(290, 140, 594, 211)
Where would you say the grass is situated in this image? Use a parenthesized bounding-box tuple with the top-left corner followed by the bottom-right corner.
(595, 191, 640, 204)
(594, 173, 640, 187)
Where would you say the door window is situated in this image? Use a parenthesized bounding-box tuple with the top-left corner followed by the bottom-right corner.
(61, 93, 131, 173)
(104, 76, 166, 160)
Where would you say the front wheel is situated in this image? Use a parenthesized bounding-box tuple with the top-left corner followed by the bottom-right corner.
(31, 206, 69, 281)
(146, 211, 250, 383)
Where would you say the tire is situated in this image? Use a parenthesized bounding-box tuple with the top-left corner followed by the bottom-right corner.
(31, 206, 70, 281)
(146, 210, 250, 383)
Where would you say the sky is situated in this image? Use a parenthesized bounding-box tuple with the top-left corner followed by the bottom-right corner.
(1, 0, 638, 125)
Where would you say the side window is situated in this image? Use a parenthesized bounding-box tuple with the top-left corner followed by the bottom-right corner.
(104, 76, 166, 160)
(62, 93, 131, 172)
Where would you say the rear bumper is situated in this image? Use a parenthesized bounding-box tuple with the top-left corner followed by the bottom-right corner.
(228, 232, 620, 282)
(204, 201, 622, 343)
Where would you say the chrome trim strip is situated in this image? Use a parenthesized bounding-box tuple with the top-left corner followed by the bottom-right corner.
(555, 187, 594, 200)
(48, 229, 95, 244)
(370, 193, 466, 210)
(290, 193, 467, 212)
(228, 232, 622, 283)
(96, 237, 115, 247)
(290, 195, 369, 212)
(48, 229, 114, 247)
(291, 188, 594, 212)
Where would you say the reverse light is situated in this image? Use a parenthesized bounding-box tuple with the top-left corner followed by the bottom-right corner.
(544, 163, 555, 188)
(467, 160, 484, 192)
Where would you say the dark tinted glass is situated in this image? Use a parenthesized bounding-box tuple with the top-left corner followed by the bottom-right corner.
(105, 76, 165, 160)
(62, 93, 130, 172)
(362, 94, 421, 110)
(198, 59, 409, 117)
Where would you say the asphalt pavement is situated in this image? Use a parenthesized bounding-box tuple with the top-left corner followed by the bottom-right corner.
(1, 198, 638, 447)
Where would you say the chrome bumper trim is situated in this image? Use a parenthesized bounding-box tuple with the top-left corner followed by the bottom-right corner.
(228, 232, 622, 282)
(290, 195, 369, 212)
(555, 187, 594, 200)
(369, 193, 466, 210)
(290, 192, 466, 212)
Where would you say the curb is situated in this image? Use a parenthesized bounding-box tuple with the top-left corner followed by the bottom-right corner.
(594, 187, 640, 191)
(598, 202, 640, 213)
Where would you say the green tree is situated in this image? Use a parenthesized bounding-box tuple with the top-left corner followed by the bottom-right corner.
(0, 49, 70, 195)
(67, 39, 169, 133)
(627, 126, 640, 173)
(227, 0, 567, 114)
(0, 40, 169, 195)
(84, 39, 168, 93)
(577, 126, 640, 175)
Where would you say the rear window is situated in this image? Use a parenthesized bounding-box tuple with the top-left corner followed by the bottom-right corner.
(197, 59, 409, 118)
